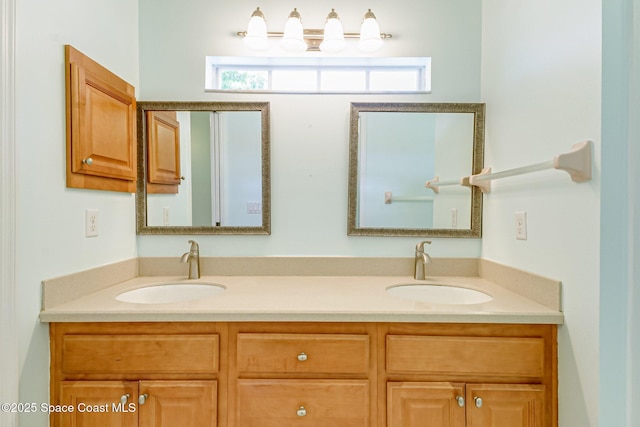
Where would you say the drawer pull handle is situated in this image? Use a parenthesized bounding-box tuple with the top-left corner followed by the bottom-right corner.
(297, 352, 308, 361)
(120, 394, 130, 405)
(139, 394, 148, 405)
(82, 157, 93, 165)
(474, 396, 483, 408)
(456, 395, 465, 407)
(296, 406, 307, 417)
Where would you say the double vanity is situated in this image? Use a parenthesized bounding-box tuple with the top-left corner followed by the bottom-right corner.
(41, 256, 562, 427)
(55, 47, 566, 427)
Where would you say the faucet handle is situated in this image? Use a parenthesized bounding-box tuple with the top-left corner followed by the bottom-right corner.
(416, 240, 432, 252)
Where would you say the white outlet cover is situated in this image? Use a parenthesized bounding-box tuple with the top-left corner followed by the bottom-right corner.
(85, 209, 99, 237)
(515, 211, 527, 240)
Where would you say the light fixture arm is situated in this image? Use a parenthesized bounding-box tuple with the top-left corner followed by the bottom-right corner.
(236, 30, 392, 52)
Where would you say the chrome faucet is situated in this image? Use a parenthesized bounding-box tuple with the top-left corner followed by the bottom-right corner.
(414, 240, 432, 280)
(180, 240, 201, 279)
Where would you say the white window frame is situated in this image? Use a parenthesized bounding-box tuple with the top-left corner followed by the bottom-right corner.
(205, 56, 431, 94)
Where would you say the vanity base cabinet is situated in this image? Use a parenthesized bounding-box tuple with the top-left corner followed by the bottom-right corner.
(380, 323, 556, 427)
(50, 323, 225, 427)
(50, 322, 556, 427)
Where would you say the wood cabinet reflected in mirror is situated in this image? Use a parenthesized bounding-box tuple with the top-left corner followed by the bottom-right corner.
(348, 103, 484, 238)
(136, 102, 270, 235)
(146, 110, 181, 193)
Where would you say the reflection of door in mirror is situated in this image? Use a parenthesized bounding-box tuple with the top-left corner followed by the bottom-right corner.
(357, 112, 474, 230)
(146, 111, 262, 227)
(358, 112, 436, 228)
(432, 113, 474, 229)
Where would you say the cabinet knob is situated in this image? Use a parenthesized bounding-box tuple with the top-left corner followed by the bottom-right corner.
(296, 406, 307, 417)
(180, 176, 186, 180)
(138, 394, 148, 405)
(456, 395, 465, 407)
(82, 157, 93, 165)
(297, 352, 308, 361)
(474, 396, 483, 408)
(120, 394, 130, 404)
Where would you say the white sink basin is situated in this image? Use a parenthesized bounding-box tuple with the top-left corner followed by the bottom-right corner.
(386, 284, 492, 305)
(116, 283, 225, 304)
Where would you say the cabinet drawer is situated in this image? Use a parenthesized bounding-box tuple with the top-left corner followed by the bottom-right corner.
(62, 334, 219, 375)
(386, 335, 545, 378)
(236, 379, 369, 426)
(236, 333, 370, 375)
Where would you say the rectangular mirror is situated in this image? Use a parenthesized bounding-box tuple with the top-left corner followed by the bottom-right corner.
(136, 101, 270, 235)
(348, 102, 484, 237)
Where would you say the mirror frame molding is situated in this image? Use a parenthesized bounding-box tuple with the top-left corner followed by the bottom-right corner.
(136, 101, 271, 235)
(347, 102, 485, 238)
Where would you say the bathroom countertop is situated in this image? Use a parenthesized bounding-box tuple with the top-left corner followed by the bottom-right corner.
(39, 274, 564, 324)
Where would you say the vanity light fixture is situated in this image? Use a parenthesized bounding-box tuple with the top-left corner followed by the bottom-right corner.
(243, 7, 269, 51)
(238, 7, 392, 53)
(358, 9, 384, 52)
(281, 8, 306, 52)
(320, 9, 346, 53)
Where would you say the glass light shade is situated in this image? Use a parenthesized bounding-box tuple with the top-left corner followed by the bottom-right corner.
(358, 14, 382, 52)
(320, 10, 346, 53)
(281, 10, 307, 52)
(244, 9, 269, 50)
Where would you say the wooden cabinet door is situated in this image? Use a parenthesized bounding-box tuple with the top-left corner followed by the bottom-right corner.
(138, 380, 217, 427)
(387, 382, 465, 427)
(69, 62, 136, 180)
(59, 381, 138, 427)
(466, 384, 545, 427)
(65, 45, 137, 192)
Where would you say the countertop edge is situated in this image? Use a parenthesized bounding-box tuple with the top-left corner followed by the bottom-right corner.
(39, 311, 564, 324)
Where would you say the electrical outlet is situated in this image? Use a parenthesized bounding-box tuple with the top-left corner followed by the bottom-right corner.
(247, 201, 262, 214)
(515, 211, 527, 240)
(451, 208, 458, 228)
(163, 207, 170, 226)
(85, 209, 99, 237)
